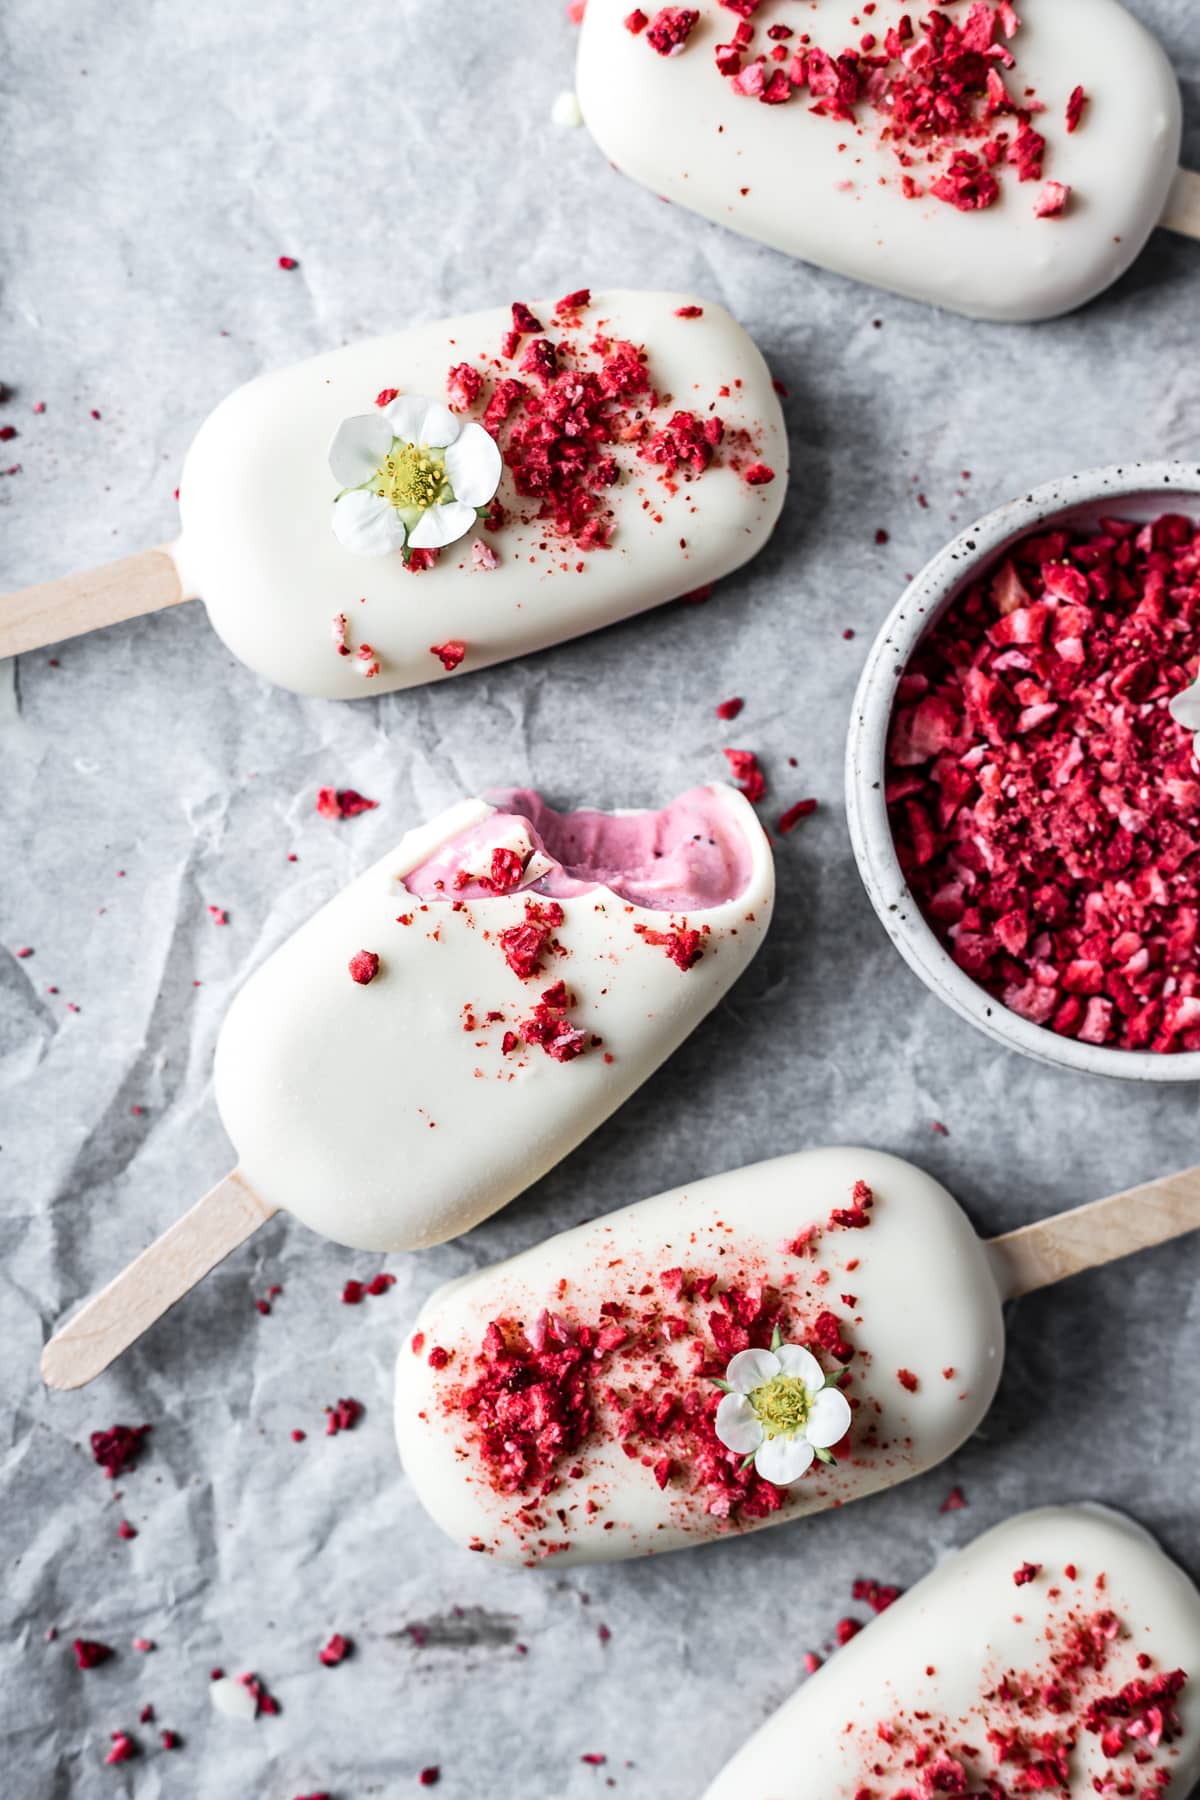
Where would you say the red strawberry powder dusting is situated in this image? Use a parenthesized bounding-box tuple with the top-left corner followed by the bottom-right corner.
(887, 513, 1200, 1052)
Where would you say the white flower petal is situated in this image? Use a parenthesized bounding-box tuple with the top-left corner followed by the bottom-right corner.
(754, 1434, 815, 1487)
(775, 1343, 826, 1393)
(331, 488, 407, 557)
(805, 1385, 852, 1450)
(329, 413, 393, 487)
(725, 1349, 780, 1396)
(444, 421, 503, 508)
(1170, 678, 1200, 733)
(714, 1393, 764, 1456)
(386, 395, 459, 449)
(408, 498, 478, 551)
(383, 395, 430, 443)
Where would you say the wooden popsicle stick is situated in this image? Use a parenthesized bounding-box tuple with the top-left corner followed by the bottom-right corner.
(987, 1163, 1200, 1301)
(40, 1170, 276, 1392)
(0, 545, 194, 661)
(1161, 167, 1200, 240)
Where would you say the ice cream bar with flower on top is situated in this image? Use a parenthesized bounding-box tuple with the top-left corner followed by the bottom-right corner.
(577, 1, 1199, 323)
(41, 781, 775, 1390)
(704, 1504, 1200, 1800)
(0, 290, 787, 687)
(393, 1146, 1200, 1567)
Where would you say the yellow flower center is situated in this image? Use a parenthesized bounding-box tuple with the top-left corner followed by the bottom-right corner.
(751, 1373, 811, 1441)
(375, 441, 447, 513)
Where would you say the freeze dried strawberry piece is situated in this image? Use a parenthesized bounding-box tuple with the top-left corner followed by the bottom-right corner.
(325, 1397, 364, 1434)
(930, 152, 999, 212)
(1034, 181, 1070, 218)
(777, 798, 817, 833)
(91, 1423, 150, 1480)
(375, 387, 399, 408)
(1013, 1561, 1042, 1586)
(482, 377, 526, 434)
(316, 787, 377, 820)
(447, 362, 484, 411)
(510, 301, 543, 335)
(488, 847, 526, 893)
(519, 981, 587, 1061)
(105, 1733, 137, 1764)
(74, 1639, 114, 1669)
(319, 1634, 352, 1667)
(519, 338, 559, 385)
(743, 462, 775, 485)
(641, 410, 723, 477)
(624, 7, 648, 30)
(348, 950, 380, 985)
(852, 1578, 902, 1614)
(634, 922, 704, 969)
(830, 1180, 874, 1229)
(407, 549, 438, 573)
(499, 899, 563, 980)
(724, 747, 766, 803)
(556, 287, 591, 314)
(897, 1368, 919, 1393)
(1065, 85, 1087, 133)
(430, 641, 466, 672)
(811, 1309, 854, 1364)
(645, 7, 699, 56)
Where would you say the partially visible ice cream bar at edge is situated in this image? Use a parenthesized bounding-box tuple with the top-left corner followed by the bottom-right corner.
(176, 289, 786, 696)
(704, 1505, 1200, 1800)
(577, 2, 1187, 323)
(213, 783, 773, 1252)
(394, 1147, 1006, 1564)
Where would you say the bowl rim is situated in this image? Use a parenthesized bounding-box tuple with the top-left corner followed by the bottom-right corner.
(844, 459, 1200, 1084)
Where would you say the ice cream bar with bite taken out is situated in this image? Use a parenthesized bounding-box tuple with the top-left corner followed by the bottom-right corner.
(393, 1147, 1199, 1566)
(0, 290, 787, 685)
(704, 1504, 1200, 1800)
(40, 783, 774, 1389)
(577, 2, 1198, 323)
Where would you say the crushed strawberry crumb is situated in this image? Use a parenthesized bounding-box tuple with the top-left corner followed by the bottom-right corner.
(91, 1423, 150, 1480)
(887, 511, 1200, 1054)
(645, 7, 699, 56)
(430, 641, 466, 672)
(319, 1633, 352, 1667)
(348, 950, 380, 985)
(74, 1639, 114, 1670)
(777, 798, 817, 833)
(325, 1397, 364, 1435)
(724, 747, 766, 803)
(316, 787, 378, 820)
(633, 921, 705, 970)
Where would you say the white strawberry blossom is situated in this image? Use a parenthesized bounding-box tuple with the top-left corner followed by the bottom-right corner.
(713, 1329, 851, 1487)
(329, 394, 501, 559)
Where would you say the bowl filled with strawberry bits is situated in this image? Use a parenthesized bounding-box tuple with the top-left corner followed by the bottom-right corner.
(846, 462, 1200, 1080)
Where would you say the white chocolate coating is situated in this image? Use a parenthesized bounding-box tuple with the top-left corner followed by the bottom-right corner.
(177, 291, 787, 697)
(393, 1147, 1005, 1564)
(213, 785, 773, 1251)
(704, 1505, 1200, 1799)
(577, 2, 1182, 323)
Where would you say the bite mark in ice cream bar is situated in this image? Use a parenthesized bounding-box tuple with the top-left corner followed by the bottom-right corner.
(703, 1505, 1200, 1800)
(393, 1147, 1199, 1567)
(577, 1, 1199, 322)
(40, 784, 775, 1390)
(0, 291, 788, 688)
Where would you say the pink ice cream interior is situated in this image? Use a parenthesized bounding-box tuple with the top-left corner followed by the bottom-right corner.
(401, 786, 755, 911)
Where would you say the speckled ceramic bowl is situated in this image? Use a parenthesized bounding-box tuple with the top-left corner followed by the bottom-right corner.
(845, 461, 1200, 1083)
